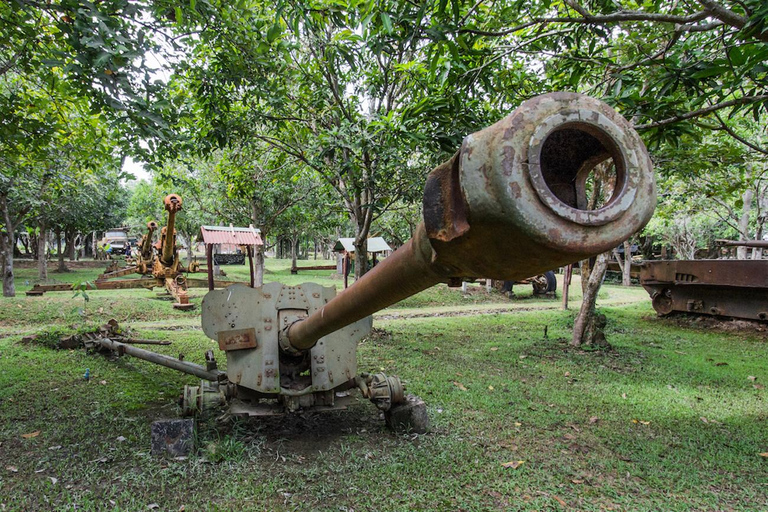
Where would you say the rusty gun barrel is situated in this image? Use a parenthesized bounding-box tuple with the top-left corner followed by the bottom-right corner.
(284, 93, 656, 352)
(160, 194, 182, 266)
(140, 220, 159, 260)
(715, 239, 768, 249)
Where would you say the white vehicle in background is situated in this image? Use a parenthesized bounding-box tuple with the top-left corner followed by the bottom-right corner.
(99, 229, 129, 254)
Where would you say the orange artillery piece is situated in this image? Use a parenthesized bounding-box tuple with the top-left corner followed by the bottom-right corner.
(26, 194, 240, 309)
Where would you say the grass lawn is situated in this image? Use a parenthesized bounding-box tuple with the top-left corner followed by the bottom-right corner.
(0, 258, 766, 511)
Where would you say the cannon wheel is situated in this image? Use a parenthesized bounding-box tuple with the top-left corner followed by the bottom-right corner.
(531, 271, 557, 295)
(544, 270, 557, 293)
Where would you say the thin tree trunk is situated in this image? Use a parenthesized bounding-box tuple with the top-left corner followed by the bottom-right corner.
(56, 227, 68, 272)
(38, 220, 48, 281)
(622, 240, 632, 286)
(0, 194, 16, 297)
(572, 252, 610, 347)
(737, 186, 754, 260)
(254, 245, 265, 287)
(92, 230, 98, 260)
(290, 234, 299, 270)
(187, 235, 194, 266)
(1, 237, 13, 297)
(66, 229, 76, 260)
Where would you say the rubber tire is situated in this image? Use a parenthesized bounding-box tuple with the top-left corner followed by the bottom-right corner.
(544, 270, 557, 293)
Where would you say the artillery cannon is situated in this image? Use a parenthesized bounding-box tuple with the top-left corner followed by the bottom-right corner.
(136, 220, 159, 272)
(75, 93, 656, 431)
(181, 92, 656, 423)
(26, 195, 229, 309)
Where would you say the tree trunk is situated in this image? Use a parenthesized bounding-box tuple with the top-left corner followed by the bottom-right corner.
(13, 234, 22, 258)
(290, 234, 299, 270)
(66, 229, 76, 260)
(622, 240, 632, 286)
(56, 227, 68, 272)
(353, 237, 368, 280)
(0, 194, 16, 297)
(187, 234, 194, 266)
(38, 220, 48, 281)
(92, 230, 99, 260)
(314, 238, 317, 260)
(737, 187, 754, 260)
(254, 245, 265, 287)
(572, 252, 610, 347)
(1, 237, 13, 297)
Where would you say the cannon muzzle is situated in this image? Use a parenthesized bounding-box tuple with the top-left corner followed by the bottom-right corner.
(284, 92, 656, 351)
(160, 194, 182, 266)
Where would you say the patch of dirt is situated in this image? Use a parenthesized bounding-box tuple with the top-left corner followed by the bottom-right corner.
(658, 313, 768, 336)
(14, 259, 109, 270)
(212, 399, 392, 457)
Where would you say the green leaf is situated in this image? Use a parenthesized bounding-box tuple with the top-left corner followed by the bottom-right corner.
(267, 23, 282, 43)
(380, 12, 393, 34)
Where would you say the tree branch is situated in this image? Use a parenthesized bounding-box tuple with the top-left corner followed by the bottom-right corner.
(634, 95, 768, 129)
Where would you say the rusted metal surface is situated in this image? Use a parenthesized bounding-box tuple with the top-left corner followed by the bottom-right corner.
(218, 328, 258, 351)
(202, 282, 370, 402)
(140, 221, 158, 261)
(97, 337, 225, 381)
(158, 194, 182, 266)
(200, 225, 263, 246)
(285, 92, 656, 351)
(290, 264, 336, 274)
(641, 259, 768, 321)
(716, 239, 768, 248)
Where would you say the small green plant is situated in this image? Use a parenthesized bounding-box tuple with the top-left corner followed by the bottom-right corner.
(71, 281, 92, 316)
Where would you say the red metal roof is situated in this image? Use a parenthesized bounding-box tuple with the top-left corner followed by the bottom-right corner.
(200, 225, 263, 246)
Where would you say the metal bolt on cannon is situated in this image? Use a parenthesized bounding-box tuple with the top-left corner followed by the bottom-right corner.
(191, 92, 656, 426)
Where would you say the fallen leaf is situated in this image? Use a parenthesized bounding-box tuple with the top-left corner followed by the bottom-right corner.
(564, 371, 570, 377)
(116, 436, 126, 442)
(621, 393, 627, 399)
(553, 495, 567, 507)
(21, 431, 40, 439)
(754, 384, 765, 390)
(748, 376, 757, 381)
(179, 506, 186, 511)
(514, 422, 522, 427)
(631, 419, 638, 424)
(700, 417, 709, 423)
(714, 362, 728, 366)
(452, 381, 467, 391)
(571, 479, 584, 484)
(35, 469, 45, 474)
(6, 466, 18, 473)
(759, 452, 768, 457)
(488, 386, 494, 391)
(147, 504, 160, 510)
(490, 347, 499, 351)
(519, 355, 527, 360)
(589, 416, 599, 424)
(49, 477, 57, 485)
(502, 460, 525, 469)
(563, 433, 576, 440)
(100, 380, 107, 385)
(48, 445, 61, 451)
(640, 420, 650, 425)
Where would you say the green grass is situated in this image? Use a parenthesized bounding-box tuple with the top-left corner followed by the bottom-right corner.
(0, 259, 766, 510)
